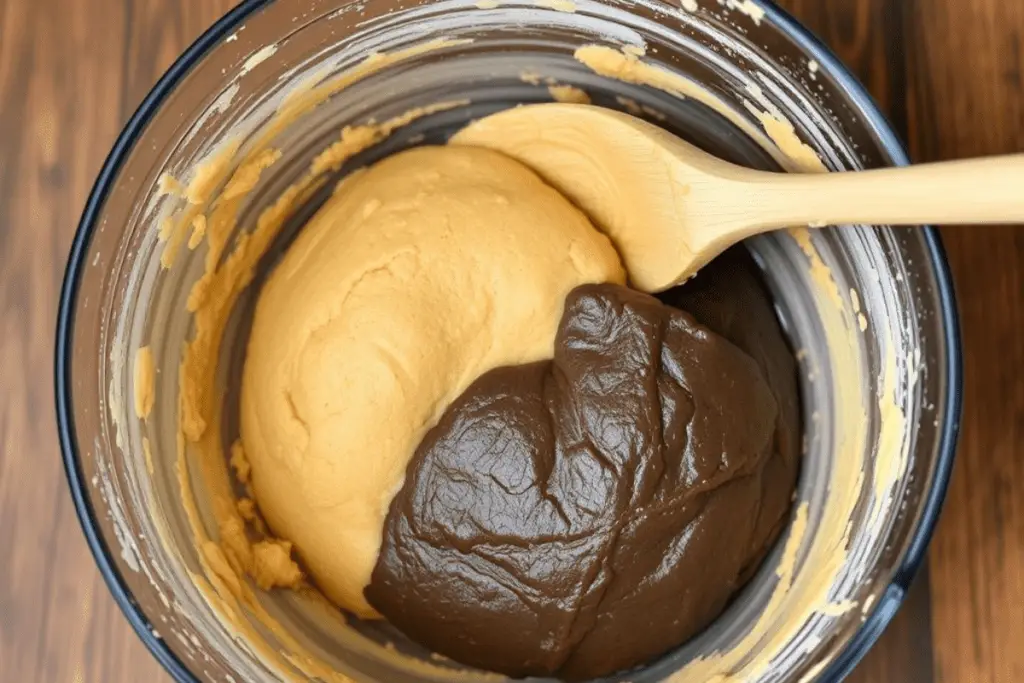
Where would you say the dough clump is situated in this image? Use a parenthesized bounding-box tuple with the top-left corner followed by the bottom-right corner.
(367, 283, 786, 680)
(240, 145, 624, 617)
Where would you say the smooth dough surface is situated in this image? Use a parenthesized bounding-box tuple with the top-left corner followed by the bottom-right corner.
(240, 145, 624, 617)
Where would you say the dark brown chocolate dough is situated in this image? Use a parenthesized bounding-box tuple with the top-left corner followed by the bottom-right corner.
(366, 249, 800, 681)
(659, 247, 802, 575)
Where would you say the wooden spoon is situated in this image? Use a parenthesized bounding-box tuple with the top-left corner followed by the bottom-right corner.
(451, 103, 1024, 292)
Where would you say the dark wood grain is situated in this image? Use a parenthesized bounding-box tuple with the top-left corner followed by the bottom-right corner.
(0, 0, 1021, 681)
(903, 1, 1024, 682)
(909, 3, 1024, 680)
(0, 1, 144, 681)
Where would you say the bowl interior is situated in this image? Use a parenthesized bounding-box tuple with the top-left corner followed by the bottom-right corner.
(59, 1, 957, 682)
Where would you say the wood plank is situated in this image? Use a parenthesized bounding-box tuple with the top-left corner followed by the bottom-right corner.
(929, 225, 1024, 683)
(904, 0, 1024, 680)
(0, 0, 232, 680)
(0, 0, 138, 680)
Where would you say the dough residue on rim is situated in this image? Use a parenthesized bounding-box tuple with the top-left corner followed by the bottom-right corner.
(725, 0, 766, 25)
(133, 345, 155, 420)
(548, 84, 591, 103)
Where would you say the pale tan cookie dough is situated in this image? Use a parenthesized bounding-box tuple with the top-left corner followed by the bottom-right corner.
(240, 144, 624, 618)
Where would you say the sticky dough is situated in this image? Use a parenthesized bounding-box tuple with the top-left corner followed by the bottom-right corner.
(240, 145, 624, 617)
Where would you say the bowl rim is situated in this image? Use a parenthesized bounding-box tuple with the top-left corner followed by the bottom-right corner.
(54, 1, 963, 681)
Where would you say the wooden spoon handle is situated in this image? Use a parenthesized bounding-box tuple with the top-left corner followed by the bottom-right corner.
(741, 154, 1024, 231)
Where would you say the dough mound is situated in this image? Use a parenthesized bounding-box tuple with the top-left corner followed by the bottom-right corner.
(240, 146, 624, 617)
(367, 284, 783, 680)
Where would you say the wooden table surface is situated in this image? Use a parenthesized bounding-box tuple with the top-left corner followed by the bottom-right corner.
(1, 0, 1021, 681)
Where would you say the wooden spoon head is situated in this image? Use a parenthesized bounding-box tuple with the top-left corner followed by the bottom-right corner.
(451, 103, 749, 292)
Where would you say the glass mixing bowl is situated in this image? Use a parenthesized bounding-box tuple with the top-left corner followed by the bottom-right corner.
(56, 0, 961, 681)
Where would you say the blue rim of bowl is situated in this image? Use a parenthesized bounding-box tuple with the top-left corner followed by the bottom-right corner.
(54, 1, 962, 681)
